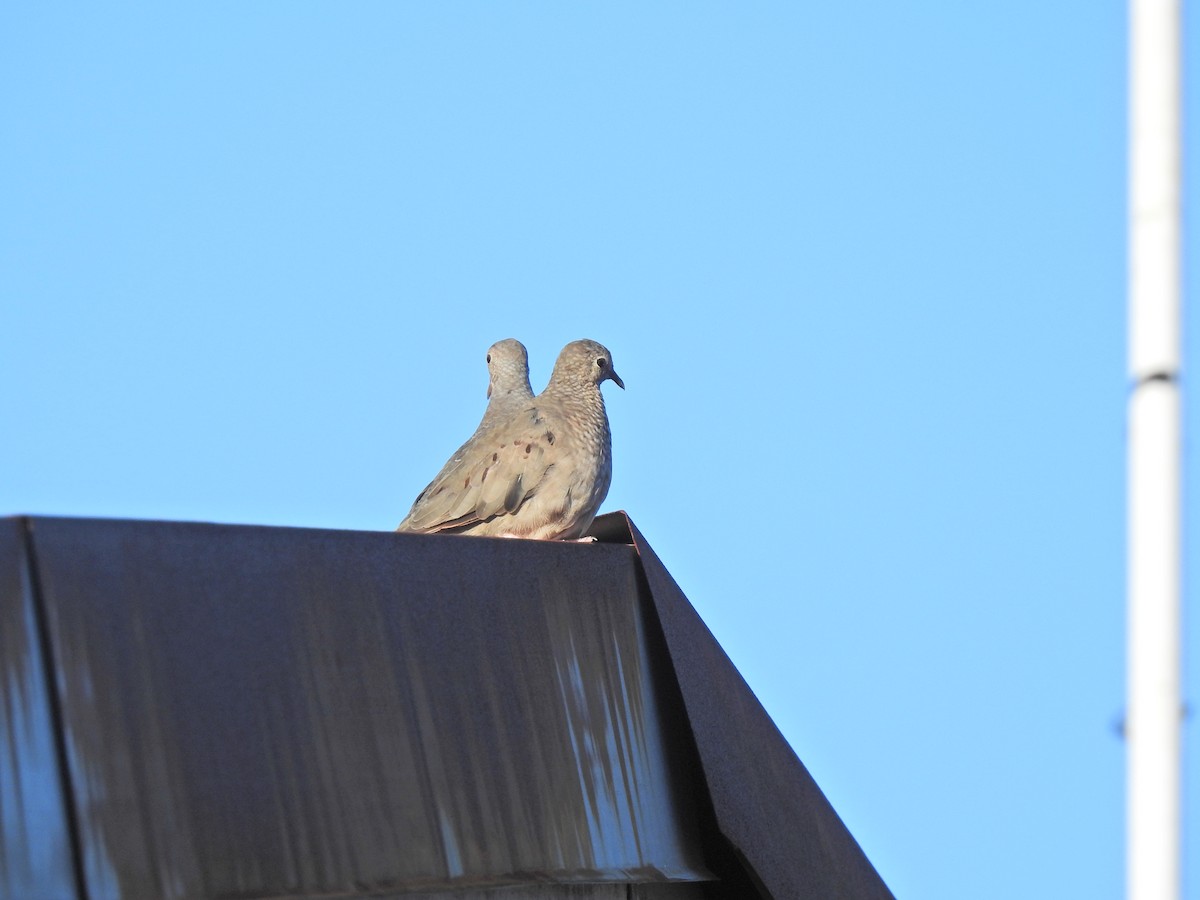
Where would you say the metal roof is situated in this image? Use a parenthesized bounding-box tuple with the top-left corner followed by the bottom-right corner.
(1, 513, 892, 899)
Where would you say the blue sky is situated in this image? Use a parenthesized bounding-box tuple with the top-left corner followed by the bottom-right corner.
(1, 4, 1195, 897)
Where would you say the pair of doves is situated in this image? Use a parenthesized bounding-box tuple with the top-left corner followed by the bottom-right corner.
(397, 339, 624, 541)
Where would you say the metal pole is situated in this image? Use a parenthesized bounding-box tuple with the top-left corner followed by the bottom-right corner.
(1127, 0, 1183, 897)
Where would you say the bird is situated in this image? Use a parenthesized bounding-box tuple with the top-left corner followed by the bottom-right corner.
(397, 338, 533, 531)
(396, 338, 623, 540)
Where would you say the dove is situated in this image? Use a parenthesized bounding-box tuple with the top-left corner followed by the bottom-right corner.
(397, 338, 533, 531)
(396, 339, 623, 540)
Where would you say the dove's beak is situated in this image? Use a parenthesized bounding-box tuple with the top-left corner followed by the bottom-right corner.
(609, 369, 625, 390)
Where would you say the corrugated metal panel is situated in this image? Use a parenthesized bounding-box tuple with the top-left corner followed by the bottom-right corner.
(0, 519, 78, 900)
(24, 517, 711, 899)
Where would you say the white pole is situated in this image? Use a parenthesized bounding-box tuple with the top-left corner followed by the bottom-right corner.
(1127, 0, 1183, 897)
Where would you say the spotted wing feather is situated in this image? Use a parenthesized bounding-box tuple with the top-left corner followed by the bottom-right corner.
(401, 407, 556, 534)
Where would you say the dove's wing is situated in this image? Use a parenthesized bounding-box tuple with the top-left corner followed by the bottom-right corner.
(399, 406, 559, 534)
(397, 341, 533, 532)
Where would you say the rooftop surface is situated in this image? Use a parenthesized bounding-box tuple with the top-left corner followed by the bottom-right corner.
(1, 513, 892, 899)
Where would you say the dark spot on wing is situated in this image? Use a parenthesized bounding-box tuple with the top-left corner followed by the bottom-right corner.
(545, 431, 555, 445)
(525, 443, 532, 454)
(463, 476, 471, 489)
(492, 452, 499, 462)
(504, 474, 524, 512)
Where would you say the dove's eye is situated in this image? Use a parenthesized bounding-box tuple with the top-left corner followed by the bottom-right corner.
(486, 354, 492, 363)
(596, 357, 608, 369)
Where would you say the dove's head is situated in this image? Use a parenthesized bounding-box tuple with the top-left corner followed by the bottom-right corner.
(552, 339, 625, 390)
(486, 338, 532, 400)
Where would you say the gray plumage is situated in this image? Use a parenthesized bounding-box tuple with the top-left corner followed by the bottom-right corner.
(397, 338, 533, 531)
(396, 338, 624, 540)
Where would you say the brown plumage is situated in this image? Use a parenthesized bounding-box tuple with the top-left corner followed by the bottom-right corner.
(397, 339, 532, 531)
(396, 339, 623, 540)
